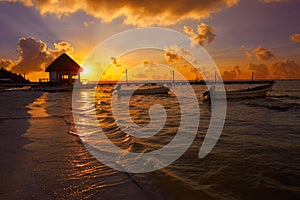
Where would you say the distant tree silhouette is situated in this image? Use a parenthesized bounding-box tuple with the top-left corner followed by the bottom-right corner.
(0, 68, 30, 83)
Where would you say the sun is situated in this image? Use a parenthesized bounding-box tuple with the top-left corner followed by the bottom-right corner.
(81, 66, 95, 82)
(81, 67, 89, 76)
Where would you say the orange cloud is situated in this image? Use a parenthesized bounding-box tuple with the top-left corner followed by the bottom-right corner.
(12, 37, 51, 74)
(164, 50, 182, 63)
(270, 59, 300, 79)
(241, 45, 253, 60)
(10, 0, 239, 27)
(184, 23, 216, 46)
(221, 59, 300, 80)
(254, 46, 274, 61)
(110, 57, 122, 67)
(0, 37, 74, 75)
(141, 60, 150, 66)
(290, 34, 300, 44)
(51, 41, 74, 56)
(247, 63, 269, 79)
(187, 67, 202, 80)
(132, 72, 147, 79)
(151, 74, 169, 80)
(0, 59, 14, 70)
(164, 45, 193, 63)
(222, 65, 242, 80)
(245, 51, 252, 60)
(141, 59, 158, 66)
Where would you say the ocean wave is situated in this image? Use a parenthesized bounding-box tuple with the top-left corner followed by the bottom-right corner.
(268, 94, 300, 100)
(245, 101, 300, 111)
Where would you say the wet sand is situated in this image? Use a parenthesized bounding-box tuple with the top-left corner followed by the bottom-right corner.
(0, 91, 47, 199)
(0, 91, 154, 199)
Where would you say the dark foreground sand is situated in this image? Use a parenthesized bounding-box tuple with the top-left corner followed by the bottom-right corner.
(0, 91, 47, 199)
(0, 91, 153, 200)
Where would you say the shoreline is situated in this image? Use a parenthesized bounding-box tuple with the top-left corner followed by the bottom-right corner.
(0, 91, 46, 199)
(1, 91, 157, 199)
(1, 84, 298, 199)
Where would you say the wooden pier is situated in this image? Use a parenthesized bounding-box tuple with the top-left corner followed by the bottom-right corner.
(96, 80, 274, 87)
(0, 80, 275, 91)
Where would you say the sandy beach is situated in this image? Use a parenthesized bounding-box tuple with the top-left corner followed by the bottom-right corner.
(0, 91, 156, 200)
(0, 91, 46, 199)
(0, 82, 299, 200)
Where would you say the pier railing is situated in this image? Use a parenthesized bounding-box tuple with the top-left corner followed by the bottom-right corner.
(96, 80, 275, 86)
(0, 80, 275, 89)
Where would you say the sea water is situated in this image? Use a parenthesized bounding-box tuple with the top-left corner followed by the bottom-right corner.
(27, 80, 300, 199)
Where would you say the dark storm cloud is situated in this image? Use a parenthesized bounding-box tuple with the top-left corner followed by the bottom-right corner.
(2, 37, 74, 74)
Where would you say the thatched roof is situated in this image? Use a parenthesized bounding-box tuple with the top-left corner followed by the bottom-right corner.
(45, 53, 82, 72)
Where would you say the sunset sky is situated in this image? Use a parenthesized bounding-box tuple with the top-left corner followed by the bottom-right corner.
(0, 0, 299, 81)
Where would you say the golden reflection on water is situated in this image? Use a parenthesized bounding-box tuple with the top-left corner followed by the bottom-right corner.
(24, 90, 134, 199)
(26, 92, 49, 118)
(21, 82, 300, 199)
(91, 87, 182, 154)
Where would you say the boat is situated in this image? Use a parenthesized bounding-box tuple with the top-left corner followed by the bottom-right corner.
(116, 83, 170, 95)
(203, 82, 274, 100)
(115, 69, 170, 95)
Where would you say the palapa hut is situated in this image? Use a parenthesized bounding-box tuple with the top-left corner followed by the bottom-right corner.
(45, 53, 82, 84)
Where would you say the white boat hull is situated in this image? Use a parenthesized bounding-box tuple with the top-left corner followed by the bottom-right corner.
(118, 86, 169, 95)
(212, 88, 269, 99)
(203, 83, 273, 100)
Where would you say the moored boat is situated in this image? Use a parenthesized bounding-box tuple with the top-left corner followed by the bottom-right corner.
(203, 82, 274, 100)
(116, 83, 170, 95)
